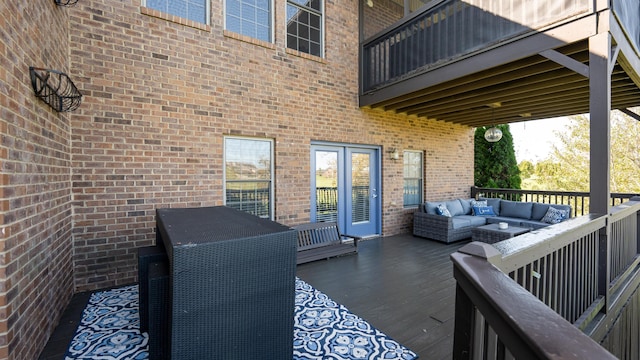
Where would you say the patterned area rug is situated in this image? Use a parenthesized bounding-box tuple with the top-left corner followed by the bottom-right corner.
(65, 279, 418, 360)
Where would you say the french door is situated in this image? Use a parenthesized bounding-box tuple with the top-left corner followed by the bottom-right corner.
(310, 144, 380, 236)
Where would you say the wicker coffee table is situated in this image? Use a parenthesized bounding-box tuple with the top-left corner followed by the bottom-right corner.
(471, 223, 530, 244)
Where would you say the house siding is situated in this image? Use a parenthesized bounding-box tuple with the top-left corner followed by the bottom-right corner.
(0, 2, 75, 360)
(1, 0, 473, 358)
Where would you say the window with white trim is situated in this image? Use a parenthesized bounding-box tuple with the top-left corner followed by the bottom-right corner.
(403, 150, 423, 207)
(286, 0, 323, 57)
(145, 0, 208, 24)
(226, 0, 272, 42)
(224, 137, 273, 219)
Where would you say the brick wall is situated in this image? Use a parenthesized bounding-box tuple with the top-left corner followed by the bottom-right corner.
(0, 2, 75, 360)
(67, 0, 474, 291)
(363, 0, 405, 40)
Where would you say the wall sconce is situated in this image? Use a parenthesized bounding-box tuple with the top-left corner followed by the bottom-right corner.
(366, 0, 374, 7)
(388, 148, 399, 161)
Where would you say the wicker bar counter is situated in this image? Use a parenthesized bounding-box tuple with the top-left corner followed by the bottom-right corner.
(155, 206, 297, 360)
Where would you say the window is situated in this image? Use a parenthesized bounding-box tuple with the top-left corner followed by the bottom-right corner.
(145, 0, 208, 24)
(226, 0, 272, 42)
(403, 151, 423, 207)
(286, 0, 323, 57)
(224, 137, 273, 219)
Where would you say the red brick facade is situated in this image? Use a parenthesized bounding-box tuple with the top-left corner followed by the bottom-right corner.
(1, 0, 473, 358)
(0, 2, 75, 359)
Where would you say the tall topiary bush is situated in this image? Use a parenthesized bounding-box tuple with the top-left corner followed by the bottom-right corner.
(474, 125, 522, 189)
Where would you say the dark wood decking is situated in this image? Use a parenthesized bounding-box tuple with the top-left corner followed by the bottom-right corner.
(39, 234, 466, 359)
(297, 234, 468, 359)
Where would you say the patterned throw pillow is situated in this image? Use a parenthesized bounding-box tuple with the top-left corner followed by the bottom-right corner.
(470, 200, 488, 215)
(541, 206, 570, 224)
(472, 206, 496, 216)
(436, 204, 452, 217)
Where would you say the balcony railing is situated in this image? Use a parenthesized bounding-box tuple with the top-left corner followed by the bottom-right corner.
(471, 186, 638, 217)
(361, 0, 592, 93)
(452, 198, 640, 359)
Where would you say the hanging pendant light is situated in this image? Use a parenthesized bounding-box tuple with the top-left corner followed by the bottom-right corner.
(484, 105, 502, 142)
(484, 127, 503, 142)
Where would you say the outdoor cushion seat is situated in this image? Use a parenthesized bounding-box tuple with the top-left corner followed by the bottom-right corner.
(414, 197, 572, 243)
(451, 217, 472, 229)
(456, 215, 487, 227)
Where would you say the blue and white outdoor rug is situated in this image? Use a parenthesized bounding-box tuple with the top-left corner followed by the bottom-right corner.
(65, 278, 418, 360)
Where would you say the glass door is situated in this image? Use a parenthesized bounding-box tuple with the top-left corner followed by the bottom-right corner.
(311, 144, 380, 236)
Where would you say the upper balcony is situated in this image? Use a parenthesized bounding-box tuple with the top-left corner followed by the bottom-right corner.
(359, 0, 640, 126)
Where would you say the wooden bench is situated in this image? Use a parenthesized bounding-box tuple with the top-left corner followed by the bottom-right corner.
(293, 222, 360, 265)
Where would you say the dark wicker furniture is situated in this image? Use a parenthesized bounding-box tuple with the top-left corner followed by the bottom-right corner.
(471, 223, 530, 244)
(147, 261, 170, 359)
(413, 212, 475, 243)
(293, 222, 360, 264)
(136, 245, 167, 333)
(155, 206, 297, 360)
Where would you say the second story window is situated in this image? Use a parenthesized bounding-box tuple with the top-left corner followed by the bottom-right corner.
(226, 0, 272, 42)
(145, 0, 208, 24)
(286, 0, 323, 57)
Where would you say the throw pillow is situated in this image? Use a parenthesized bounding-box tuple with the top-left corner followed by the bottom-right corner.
(541, 206, 570, 224)
(472, 206, 496, 217)
(470, 200, 487, 215)
(436, 204, 452, 217)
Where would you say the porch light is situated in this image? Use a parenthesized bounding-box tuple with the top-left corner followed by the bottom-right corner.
(484, 127, 503, 142)
(388, 148, 399, 160)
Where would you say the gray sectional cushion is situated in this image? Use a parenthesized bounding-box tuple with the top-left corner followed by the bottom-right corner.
(451, 217, 471, 229)
(481, 198, 502, 216)
(458, 198, 473, 215)
(456, 215, 487, 227)
(425, 201, 445, 214)
(500, 200, 533, 219)
(446, 200, 465, 216)
(531, 203, 551, 220)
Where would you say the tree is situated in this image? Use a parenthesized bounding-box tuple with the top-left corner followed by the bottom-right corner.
(518, 160, 535, 178)
(474, 125, 522, 189)
(545, 111, 640, 193)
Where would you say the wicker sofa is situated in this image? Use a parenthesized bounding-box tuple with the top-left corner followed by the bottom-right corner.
(413, 198, 572, 243)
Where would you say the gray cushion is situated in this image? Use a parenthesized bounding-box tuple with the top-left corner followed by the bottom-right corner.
(481, 198, 502, 216)
(456, 215, 487, 227)
(451, 217, 471, 229)
(425, 201, 445, 215)
(531, 203, 550, 220)
(500, 200, 533, 219)
(446, 200, 465, 216)
(458, 198, 473, 215)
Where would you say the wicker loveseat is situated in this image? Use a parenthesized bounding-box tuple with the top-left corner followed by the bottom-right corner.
(413, 198, 572, 244)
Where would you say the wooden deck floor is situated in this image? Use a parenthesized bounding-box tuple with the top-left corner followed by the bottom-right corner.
(297, 234, 468, 359)
(39, 233, 468, 359)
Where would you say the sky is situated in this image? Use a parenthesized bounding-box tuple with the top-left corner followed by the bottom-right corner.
(509, 117, 572, 162)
